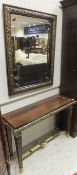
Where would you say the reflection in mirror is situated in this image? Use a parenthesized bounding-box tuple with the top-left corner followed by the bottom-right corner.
(11, 15, 49, 59)
(3, 4, 57, 95)
(11, 15, 49, 87)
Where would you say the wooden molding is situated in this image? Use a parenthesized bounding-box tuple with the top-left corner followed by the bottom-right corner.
(60, 0, 77, 8)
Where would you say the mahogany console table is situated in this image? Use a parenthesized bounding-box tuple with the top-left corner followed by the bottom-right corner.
(2, 95, 76, 173)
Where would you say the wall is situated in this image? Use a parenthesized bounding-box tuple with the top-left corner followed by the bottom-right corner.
(0, 0, 62, 146)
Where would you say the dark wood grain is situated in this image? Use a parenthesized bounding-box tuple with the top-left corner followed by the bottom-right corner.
(0, 133, 6, 174)
(60, 0, 77, 8)
(3, 95, 75, 129)
(0, 112, 11, 175)
(66, 106, 73, 133)
(60, 0, 77, 137)
(3, 94, 76, 173)
(5, 125, 13, 160)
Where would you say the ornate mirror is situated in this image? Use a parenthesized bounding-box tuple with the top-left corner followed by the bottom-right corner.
(3, 4, 57, 95)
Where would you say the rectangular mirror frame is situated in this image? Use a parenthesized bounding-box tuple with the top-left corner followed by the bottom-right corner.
(3, 4, 57, 95)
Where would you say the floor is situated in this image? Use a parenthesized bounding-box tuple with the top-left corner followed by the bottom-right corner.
(5, 132, 77, 175)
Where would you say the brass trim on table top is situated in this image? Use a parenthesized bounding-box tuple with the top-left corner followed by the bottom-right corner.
(3, 100, 76, 135)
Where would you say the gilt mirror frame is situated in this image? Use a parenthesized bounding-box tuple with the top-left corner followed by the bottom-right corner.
(3, 4, 57, 95)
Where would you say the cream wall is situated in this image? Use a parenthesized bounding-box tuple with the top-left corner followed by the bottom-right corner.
(0, 0, 62, 146)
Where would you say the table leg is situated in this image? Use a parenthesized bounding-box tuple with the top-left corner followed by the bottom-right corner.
(7, 163, 11, 175)
(14, 132, 23, 173)
(5, 125, 13, 160)
(66, 106, 73, 135)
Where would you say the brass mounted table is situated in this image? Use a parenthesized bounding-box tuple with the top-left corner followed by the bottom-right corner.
(2, 95, 76, 173)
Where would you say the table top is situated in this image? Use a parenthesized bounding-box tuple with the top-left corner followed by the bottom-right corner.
(2, 95, 76, 130)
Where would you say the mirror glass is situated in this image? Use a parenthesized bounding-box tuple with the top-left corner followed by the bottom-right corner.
(11, 15, 49, 87)
(3, 5, 57, 95)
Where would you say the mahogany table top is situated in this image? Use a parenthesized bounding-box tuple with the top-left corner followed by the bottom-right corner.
(2, 95, 76, 130)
